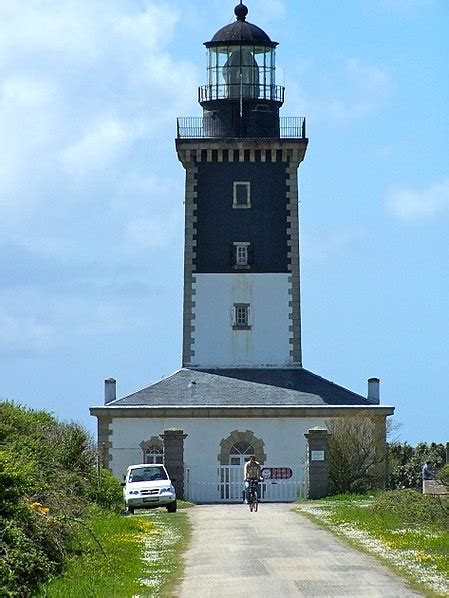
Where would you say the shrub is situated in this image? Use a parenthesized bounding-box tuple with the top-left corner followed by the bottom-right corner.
(388, 442, 446, 490)
(0, 401, 120, 596)
(437, 464, 449, 489)
(371, 489, 449, 530)
(86, 468, 124, 511)
(326, 415, 384, 494)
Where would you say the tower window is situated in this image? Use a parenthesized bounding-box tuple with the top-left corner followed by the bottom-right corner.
(233, 242, 251, 269)
(232, 303, 251, 329)
(233, 182, 251, 208)
(236, 245, 248, 265)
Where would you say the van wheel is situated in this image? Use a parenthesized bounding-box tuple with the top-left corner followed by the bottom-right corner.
(166, 501, 177, 513)
(126, 506, 134, 515)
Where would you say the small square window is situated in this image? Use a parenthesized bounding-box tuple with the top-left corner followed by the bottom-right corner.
(233, 182, 251, 208)
(232, 303, 251, 330)
(232, 241, 251, 269)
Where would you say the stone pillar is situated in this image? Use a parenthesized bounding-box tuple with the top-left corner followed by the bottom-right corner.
(305, 427, 330, 499)
(161, 429, 188, 500)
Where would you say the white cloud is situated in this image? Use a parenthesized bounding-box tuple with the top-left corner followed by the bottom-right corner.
(0, 286, 153, 355)
(326, 59, 390, 121)
(289, 58, 390, 124)
(385, 179, 449, 222)
(122, 210, 181, 251)
(302, 227, 366, 264)
(0, 0, 198, 249)
(0, 307, 55, 353)
(61, 118, 135, 175)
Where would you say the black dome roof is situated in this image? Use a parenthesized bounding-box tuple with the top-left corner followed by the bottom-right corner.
(205, 3, 277, 48)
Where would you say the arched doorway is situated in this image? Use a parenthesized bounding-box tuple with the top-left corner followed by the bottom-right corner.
(217, 431, 266, 501)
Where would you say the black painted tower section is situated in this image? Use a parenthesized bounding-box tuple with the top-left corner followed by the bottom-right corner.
(195, 160, 289, 273)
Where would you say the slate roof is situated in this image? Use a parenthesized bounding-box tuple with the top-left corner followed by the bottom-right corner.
(106, 367, 376, 407)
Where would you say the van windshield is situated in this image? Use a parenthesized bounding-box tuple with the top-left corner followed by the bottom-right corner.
(128, 466, 168, 483)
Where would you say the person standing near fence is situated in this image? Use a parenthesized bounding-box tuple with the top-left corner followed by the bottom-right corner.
(422, 460, 433, 493)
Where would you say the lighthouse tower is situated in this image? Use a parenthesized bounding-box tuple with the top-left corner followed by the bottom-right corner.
(176, 2, 308, 369)
(91, 2, 393, 498)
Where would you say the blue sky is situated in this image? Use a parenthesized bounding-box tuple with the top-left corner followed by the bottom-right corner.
(0, 0, 447, 444)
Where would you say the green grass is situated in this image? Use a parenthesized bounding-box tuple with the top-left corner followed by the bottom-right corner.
(297, 491, 449, 598)
(38, 505, 192, 598)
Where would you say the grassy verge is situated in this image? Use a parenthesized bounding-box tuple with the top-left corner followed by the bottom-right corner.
(296, 491, 449, 598)
(39, 504, 192, 598)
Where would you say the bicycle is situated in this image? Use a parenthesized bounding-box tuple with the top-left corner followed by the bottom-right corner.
(246, 478, 259, 512)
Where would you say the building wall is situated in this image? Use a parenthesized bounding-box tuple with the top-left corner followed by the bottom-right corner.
(177, 141, 307, 368)
(192, 273, 292, 367)
(109, 416, 325, 480)
(195, 161, 288, 273)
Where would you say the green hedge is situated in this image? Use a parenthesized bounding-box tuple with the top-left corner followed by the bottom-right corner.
(0, 402, 123, 597)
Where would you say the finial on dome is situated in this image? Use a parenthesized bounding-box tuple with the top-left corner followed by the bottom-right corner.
(235, 1, 248, 21)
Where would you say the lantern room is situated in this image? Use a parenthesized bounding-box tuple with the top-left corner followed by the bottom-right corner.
(199, 2, 284, 138)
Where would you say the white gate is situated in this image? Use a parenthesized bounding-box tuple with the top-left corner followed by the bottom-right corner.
(185, 465, 307, 503)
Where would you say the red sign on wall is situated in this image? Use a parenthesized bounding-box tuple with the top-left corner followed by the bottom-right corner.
(261, 467, 293, 480)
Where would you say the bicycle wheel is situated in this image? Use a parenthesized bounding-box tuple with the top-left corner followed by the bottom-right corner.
(253, 492, 258, 512)
(249, 497, 254, 512)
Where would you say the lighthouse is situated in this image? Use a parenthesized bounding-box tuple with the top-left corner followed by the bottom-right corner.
(176, 1, 307, 369)
(91, 2, 394, 502)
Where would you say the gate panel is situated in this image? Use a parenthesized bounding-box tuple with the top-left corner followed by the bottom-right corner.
(185, 465, 307, 503)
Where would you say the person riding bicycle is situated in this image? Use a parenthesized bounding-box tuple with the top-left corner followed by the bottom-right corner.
(243, 455, 262, 503)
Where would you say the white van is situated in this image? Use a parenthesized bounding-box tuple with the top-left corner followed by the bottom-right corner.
(123, 463, 177, 514)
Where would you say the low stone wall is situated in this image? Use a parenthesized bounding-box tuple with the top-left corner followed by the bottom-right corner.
(423, 480, 448, 495)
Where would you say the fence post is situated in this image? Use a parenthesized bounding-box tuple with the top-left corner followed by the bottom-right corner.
(160, 429, 188, 500)
(305, 427, 330, 499)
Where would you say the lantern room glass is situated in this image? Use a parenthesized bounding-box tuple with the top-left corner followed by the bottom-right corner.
(207, 45, 276, 101)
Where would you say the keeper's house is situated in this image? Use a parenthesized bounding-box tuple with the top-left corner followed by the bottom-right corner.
(90, 2, 394, 502)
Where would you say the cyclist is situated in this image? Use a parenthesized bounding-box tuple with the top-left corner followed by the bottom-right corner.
(243, 455, 262, 503)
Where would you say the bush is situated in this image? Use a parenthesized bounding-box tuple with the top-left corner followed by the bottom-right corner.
(0, 401, 120, 596)
(326, 416, 384, 494)
(437, 464, 449, 489)
(86, 468, 124, 511)
(388, 441, 446, 490)
(371, 489, 449, 530)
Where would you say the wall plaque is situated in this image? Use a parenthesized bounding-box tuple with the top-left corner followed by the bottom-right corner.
(311, 450, 325, 461)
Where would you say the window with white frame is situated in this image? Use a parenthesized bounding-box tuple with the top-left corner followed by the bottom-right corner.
(233, 181, 251, 208)
(144, 445, 164, 464)
(233, 242, 250, 268)
(233, 303, 251, 329)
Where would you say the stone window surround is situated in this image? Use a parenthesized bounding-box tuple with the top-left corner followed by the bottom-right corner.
(232, 302, 251, 330)
(140, 436, 164, 463)
(232, 181, 251, 208)
(218, 429, 266, 465)
(233, 241, 251, 270)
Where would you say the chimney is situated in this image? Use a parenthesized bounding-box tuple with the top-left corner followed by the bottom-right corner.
(368, 377, 380, 404)
(105, 378, 116, 404)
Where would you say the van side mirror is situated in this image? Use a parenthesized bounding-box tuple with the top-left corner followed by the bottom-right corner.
(121, 481, 126, 487)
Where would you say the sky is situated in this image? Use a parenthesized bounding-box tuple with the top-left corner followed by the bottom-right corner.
(0, 0, 447, 445)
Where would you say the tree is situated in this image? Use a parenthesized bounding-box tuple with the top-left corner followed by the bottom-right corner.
(326, 415, 385, 494)
(388, 441, 446, 490)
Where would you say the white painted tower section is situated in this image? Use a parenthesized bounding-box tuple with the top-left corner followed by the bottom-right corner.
(192, 273, 293, 367)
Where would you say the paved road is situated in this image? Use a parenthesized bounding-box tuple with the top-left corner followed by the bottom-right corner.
(176, 504, 421, 597)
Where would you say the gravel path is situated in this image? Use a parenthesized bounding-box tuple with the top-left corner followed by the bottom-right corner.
(176, 503, 422, 597)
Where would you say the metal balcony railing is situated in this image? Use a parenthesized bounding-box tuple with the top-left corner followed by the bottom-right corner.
(176, 116, 306, 139)
(198, 84, 285, 104)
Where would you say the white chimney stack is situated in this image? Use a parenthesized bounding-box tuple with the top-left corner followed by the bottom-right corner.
(105, 378, 116, 404)
(368, 377, 380, 403)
